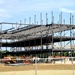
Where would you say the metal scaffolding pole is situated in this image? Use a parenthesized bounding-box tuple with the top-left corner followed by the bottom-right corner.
(0, 23, 2, 58)
(20, 20, 22, 51)
(40, 13, 43, 57)
(51, 11, 54, 57)
(29, 17, 31, 24)
(46, 13, 48, 25)
(63, 20, 65, 49)
(46, 13, 48, 49)
(34, 15, 36, 25)
(72, 15, 75, 52)
(70, 13, 72, 57)
(24, 19, 26, 51)
(60, 12, 62, 57)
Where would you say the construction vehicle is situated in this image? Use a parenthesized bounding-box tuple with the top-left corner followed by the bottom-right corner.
(3, 56, 16, 64)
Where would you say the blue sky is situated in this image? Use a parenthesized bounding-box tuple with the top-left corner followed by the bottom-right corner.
(0, 0, 75, 51)
(0, 0, 75, 25)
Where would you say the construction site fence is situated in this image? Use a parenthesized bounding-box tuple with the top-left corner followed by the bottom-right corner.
(0, 57, 75, 75)
(0, 57, 75, 64)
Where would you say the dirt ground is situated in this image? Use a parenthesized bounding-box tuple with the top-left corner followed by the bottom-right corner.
(0, 63, 75, 75)
(0, 63, 75, 72)
(0, 70, 75, 75)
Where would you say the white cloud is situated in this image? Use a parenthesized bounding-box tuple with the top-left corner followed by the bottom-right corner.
(60, 8, 75, 13)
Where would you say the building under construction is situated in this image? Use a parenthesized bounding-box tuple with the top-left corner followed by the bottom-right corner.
(0, 12, 75, 58)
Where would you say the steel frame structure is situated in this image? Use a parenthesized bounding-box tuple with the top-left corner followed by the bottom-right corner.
(0, 12, 75, 57)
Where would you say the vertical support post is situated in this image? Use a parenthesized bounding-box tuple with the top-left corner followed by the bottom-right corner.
(6, 39, 7, 51)
(63, 20, 65, 49)
(16, 22, 17, 29)
(33, 15, 36, 53)
(16, 22, 17, 52)
(0, 23, 2, 58)
(72, 15, 74, 25)
(20, 20, 21, 27)
(24, 19, 26, 26)
(70, 13, 72, 48)
(29, 17, 31, 24)
(20, 20, 22, 51)
(51, 11, 54, 57)
(46, 13, 48, 49)
(72, 15, 74, 51)
(35, 56, 37, 75)
(40, 28, 43, 57)
(29, 17, 31, 51)
(40, 13, 43, 57)
(41, 33, 43, 49)
(24, 19, 26, 51)
(46, 13, 48, 25)
(71, 15, 75, 75)
(60, 12, 62, 57)
(34, 15, 36, 25)
(70, 13, 72, 57)
(11, 24, 13, 52)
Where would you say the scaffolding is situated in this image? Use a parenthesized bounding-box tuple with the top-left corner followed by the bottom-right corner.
(0, 12, 75, 58)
